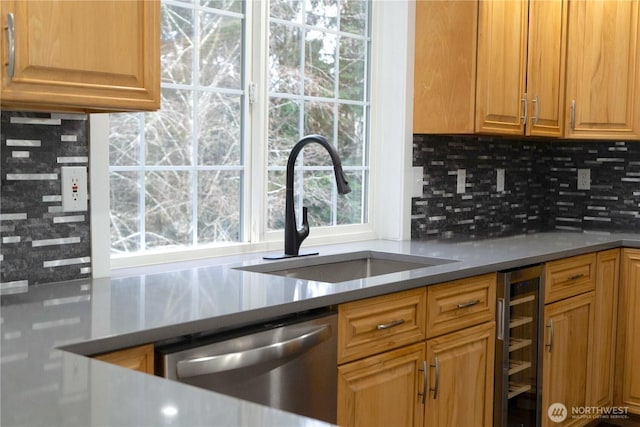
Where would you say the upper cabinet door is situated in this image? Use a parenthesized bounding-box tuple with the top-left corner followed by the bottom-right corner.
(0, 0, 160, 112)
(565, 0, 640, 139)
(526, 0, 567, 137)
(475, 0, 528, 135)
(413, 0, 478, 134)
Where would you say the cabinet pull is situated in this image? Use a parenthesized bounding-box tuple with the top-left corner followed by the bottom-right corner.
(521, 93, 528, 125)
(5, 13, 15, 78)
(567, 273, 585, 281)
(546, 319, 554, 352)
(430, 357, 439, 399)
(376, 319, 405, 330)
(418, 360, 428, 404)
(497, 298, 505, 341)
(532, 95, 539, 125)
(570, 100, 576, 129)
(457, 299, 480, 309)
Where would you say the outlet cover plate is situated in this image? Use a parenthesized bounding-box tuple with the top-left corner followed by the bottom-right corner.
(62, 166, 88, 212)
(577, 168, 590, 190)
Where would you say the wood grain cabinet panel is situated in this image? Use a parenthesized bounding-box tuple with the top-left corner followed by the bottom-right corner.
(590, 249, 619, 409)
(0, 0, 160, 112)
(337, 343, 425, 427)
(544, 253, 596, 304)
(338, 287, 426, 364)
(476, 0, 567, 137)
(616, 249, 640, 414)
(413, 0, 477, 134)
(565, 0, 640, 139)
(93, 344, 154, 374)
(426, 273, 496, 338)
(542, 292, 595, 427)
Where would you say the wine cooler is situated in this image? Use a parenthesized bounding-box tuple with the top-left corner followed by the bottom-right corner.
(495, 265, 544, 427)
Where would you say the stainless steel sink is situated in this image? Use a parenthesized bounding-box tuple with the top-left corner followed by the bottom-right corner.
(236, 251, 457, 283)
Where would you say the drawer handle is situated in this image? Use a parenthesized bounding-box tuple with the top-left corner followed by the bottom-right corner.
(457, 299, 480, 309)
(567, 273, 585, 281)
(376, 319, 405, 330)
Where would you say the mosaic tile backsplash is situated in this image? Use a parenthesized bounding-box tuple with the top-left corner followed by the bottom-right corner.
(1, 111, 91, 291)
(412, 134, 640, 240)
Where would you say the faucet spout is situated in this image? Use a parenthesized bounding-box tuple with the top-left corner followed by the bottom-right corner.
(283, 134, 351, 257)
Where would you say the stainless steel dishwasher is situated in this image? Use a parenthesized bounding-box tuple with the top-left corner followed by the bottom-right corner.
(157, 310, 337, 424)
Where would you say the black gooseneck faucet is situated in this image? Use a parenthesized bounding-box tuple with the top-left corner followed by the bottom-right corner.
(272, 134, 351, 259)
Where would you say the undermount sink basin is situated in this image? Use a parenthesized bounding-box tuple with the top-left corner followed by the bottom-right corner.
(236, 251, 457, 283)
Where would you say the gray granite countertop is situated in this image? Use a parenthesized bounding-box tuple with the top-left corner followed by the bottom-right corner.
(2, 231, 638, 426)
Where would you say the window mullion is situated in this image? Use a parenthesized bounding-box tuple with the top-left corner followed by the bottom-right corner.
(191, 7, 201, 246)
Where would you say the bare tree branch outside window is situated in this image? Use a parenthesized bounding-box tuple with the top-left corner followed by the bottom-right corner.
(109, 0, 370, 255)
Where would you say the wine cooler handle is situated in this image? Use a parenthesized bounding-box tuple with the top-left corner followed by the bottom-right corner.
(497, 298, 505, 341)
(546, 319, 554, 352)
(430, 356, 439, 399)
(418, 360, 427, 404)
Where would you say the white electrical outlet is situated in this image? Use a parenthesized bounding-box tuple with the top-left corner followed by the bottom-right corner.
(456, 169, 466, 194)
(577, 168, 590, 190)
(62, 166, 88, 212)
(496, 168, 505, 192)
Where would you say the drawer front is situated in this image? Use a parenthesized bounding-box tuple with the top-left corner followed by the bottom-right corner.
(426, 273, 496, 338)
(545, 253, 596, 304)
(338, 287, 426, 364)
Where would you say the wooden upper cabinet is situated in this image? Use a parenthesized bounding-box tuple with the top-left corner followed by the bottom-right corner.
(565, 0, 640, 139)
(526, 0, 568, 137)
(475, 0, 529, 135)
(476, 0, 567, 137)
(0, 0, 160, 112)
(413, 0, 478, 134)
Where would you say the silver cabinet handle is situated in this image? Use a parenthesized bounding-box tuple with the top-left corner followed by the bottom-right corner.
(532, 95, 539, 125)
(521, 93, 528, 125)
(176, 325, 331, 379)
(570, 100, 576, 129)
(546, 319, 554, 352)
(457, 299, 480, 309)
(376, 319, 405, 330)
(430, 356, 439, 399)
(418, 360, 427, 404)
(6, 13, 15, 78)
(497, 298, 505, 341)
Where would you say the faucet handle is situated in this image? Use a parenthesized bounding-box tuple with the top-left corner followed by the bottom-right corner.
(299, 207, 310, 240)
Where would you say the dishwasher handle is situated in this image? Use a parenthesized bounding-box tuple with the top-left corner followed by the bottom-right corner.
(176, 324, 331, 379)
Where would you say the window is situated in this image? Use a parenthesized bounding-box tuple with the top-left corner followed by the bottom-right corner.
(109, 0, 370, 256)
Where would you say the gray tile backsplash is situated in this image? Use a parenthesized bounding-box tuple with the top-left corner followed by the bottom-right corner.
(412, 134, 640, 240)
(1, 111, 91, 290)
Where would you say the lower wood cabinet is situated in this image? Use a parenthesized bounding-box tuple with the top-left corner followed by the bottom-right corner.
(424, 322, 495, 427)
(590, 249, 620, 408)
(542, 291, 594, 427)
(337, 343, 425, 427)
(93, 343, 154, 374)
(616, 249, 640, 414)
(337, 275, 496, 427)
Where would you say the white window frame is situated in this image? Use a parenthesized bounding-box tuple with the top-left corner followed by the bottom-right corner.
(90, 0, 415, 276)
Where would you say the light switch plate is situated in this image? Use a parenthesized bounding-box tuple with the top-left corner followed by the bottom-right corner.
(496, 168, 505, 192)
(412, 167, 424, 198)
(61, 166, 88, 212)
(456, 169, 466, 194)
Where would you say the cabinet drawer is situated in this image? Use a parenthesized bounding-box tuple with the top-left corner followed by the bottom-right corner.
(545, 253, 596, 304)
(426, 273, 496, 338)
(338, 288, 426, 364)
